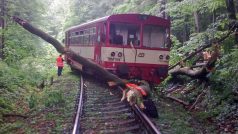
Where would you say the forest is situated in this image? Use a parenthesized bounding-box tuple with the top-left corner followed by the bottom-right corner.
(0, 0, 237, 133)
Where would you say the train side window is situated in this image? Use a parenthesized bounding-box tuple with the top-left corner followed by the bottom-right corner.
(82, 27, 96, 45)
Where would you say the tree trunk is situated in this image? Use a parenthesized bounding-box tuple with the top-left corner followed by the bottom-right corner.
(226, 0, 238, 44)
(183, 16, 190, 42)
(169, 44, 220, 80)
(226, 0, 237, 20)
(0, 0, 5, 59)
(169, 29, 233, 70)
(159, 0, 166, 18)
(193, 11, 200, 33)
(12, 16, 126, 86)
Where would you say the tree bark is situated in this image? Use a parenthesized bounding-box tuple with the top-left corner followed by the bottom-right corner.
(159, 0, 166, 18)
(183, 15, 190, 42)
(12, 16, 126, 86)
(169, 67, 209, 80)
(226, 0, 238, 44)
(193, 11, 200, 33)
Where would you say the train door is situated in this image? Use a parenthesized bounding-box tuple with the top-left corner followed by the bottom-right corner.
(94, 23, 105, 64)
(124, 24, 140, 64)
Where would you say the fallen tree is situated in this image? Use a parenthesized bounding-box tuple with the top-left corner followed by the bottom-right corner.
(12, 16, 126, 86)
(169, 0, 238, 79)
(169, 43, 221, 81)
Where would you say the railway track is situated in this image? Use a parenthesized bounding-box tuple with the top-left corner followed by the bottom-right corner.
(72, 75, 161, 134)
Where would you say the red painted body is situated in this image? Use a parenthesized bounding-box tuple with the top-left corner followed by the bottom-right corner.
(65, 14, 171, 84)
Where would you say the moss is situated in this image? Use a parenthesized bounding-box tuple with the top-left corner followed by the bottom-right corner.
(0, 97, 13, 111)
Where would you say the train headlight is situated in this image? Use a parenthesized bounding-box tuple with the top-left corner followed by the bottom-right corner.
(166, 55, 170, 60)
(111, 52, 115, 57)
(118, 52, 123, 57)
(159, 55, 163, 60)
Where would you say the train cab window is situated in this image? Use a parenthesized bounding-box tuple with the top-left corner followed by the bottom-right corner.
(110, 23, 140, 46)
(143, 25, 166, 48)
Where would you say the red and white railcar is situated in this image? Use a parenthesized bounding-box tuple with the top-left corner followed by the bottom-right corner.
(65, 14, 171, 84)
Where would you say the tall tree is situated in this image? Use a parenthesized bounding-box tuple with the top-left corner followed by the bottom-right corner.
(193, 11, 200, 32)
(226, 0, 237, 20)
(159, 0, 167, 18)
(225, 0, 237, 44)
(0, 0, 5, 59)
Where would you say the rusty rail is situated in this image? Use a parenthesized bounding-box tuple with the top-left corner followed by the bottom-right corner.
(72, 75, 84, 134)
(132, 104, 161, 134)
(72, 76, 161, 133)
(118, 87, 161, 134)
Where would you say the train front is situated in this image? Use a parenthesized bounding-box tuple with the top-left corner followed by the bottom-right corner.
(101, 14, 171, 84)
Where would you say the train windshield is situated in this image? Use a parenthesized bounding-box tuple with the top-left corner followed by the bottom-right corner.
(143, 25, 168, 48)
(109, 23, 140, 46)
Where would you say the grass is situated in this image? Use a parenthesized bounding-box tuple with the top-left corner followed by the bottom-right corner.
(154, 96, 202, 134)
(0, 67, 80, 133)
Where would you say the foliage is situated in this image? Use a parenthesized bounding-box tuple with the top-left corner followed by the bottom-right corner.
(3, 24, 41, 65)
(43, 90, 65, 107)
(212, 48, 238, 91)
(7, 0, 47, 24)
(0, 0, 58, 90)
(28, 93, 38, 109)
(0, 97, 13, 111)
(0, 61, 25, 90)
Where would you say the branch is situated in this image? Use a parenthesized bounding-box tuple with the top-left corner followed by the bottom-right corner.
(3, 113, 28, 119)
(166, 94, 190, 106)
(169, 43, 221, 80)
(189, 82, 208, 111)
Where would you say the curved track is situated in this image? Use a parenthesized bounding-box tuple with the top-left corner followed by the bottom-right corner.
(72, 75, 161, 134)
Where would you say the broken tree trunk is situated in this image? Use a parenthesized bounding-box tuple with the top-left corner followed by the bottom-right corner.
(168, 30, 234, 70)
(169, 43, 220, 80)
(12, 16, 125, 86)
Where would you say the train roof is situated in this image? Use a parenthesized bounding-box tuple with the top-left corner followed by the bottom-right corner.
(65, 14, 170, 31)
(65, 16, 109, 31)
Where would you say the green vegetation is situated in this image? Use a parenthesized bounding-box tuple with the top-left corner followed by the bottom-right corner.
(0, 69, 79, 133)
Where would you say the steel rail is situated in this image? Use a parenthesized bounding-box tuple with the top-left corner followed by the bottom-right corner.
(72, 77, 161, 133)
(72, 75, 84, 134)
(118, 87, 161, 134)
(132, 105, 161, 134)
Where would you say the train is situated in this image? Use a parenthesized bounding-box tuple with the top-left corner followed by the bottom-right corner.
(65, 14, 171, 84)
